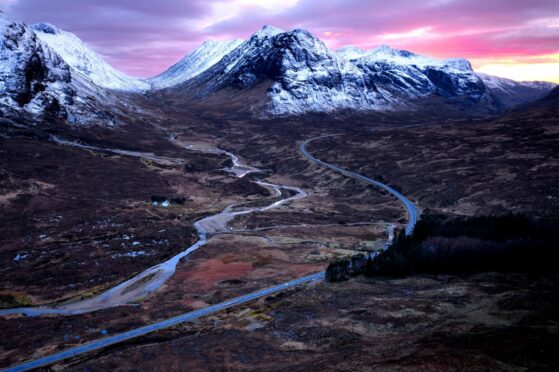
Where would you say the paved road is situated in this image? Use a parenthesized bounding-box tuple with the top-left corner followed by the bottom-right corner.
(4, 135, 419, 371)
(3, 272, 325, 372)
(300, 135, 419, 235)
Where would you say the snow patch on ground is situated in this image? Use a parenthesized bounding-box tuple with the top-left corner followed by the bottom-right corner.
(112, 251, 148, 259)
(13, 253, 29, 261)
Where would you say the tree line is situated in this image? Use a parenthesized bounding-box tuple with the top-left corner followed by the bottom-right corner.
(326, 213, 558, 281)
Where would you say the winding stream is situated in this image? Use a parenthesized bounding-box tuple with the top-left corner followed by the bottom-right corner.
(0, 139, 306, 317)
(1, 134, 420, 371)
(2, 134, 416, 318)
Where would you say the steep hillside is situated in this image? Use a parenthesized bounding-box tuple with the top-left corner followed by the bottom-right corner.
(172, 26, 501, 116)
(31, 23, 149, 92)
(1, 15, 148, 125)
(149, 39, 243, 90)
(477, 72, 555, 107)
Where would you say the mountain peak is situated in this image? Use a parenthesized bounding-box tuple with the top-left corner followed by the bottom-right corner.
(149, 38, 243, 89)
(276, 28, 331, 56)
(31, 22, 150, 91)
(370, 44, 416, 58)
(374, 44, 392, 52)
(255, 25, 284, 38)
(444, 58, 472, 71)
(337, 44, 418, 61)
(0, 15, 82, 121)
(338, 46, 364, 52)
(287, 28, 318, 40)
(337, 46, 367, 60)
(31, 23, 60, 35)
(355, 44, 474, 71)
(2, 19, 554, 121)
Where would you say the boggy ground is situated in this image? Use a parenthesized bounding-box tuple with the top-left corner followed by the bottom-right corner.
(0, 165, 394, 367)
(0, 223, 388, 368)
(0, 119, 277, 304)
(302, 112, 559, 219)
(1, 98, 558, 369)
(0, 112, 402, 367)
(59, 272, 559, 371)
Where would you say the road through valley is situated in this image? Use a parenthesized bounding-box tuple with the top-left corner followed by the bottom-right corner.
(3, 134, 419, 371)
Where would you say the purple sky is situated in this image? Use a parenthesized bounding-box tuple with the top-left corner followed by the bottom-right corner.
(2, 0, 559, 82)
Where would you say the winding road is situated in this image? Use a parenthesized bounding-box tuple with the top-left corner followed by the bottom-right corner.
(300, 134, 419, 236)
(2, 134, 418, 371)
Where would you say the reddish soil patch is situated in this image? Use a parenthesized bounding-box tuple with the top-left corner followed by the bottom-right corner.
(173, 257, 253, 291)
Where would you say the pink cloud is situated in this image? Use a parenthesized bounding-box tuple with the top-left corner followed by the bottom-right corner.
(3, 0, 559, 79)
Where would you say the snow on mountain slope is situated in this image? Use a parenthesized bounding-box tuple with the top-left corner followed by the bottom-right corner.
(340, 44, 473, 71)
(179, 27, 499, 116)
(348, 45, 493, 106)
(3, 17, 555, 119)
(179, 26, 384, 114)
(204, 34, 550, 115)
(477, 72, 556, 107)
(1, 14, 74, 119)
(149, 39, 243, 90)
(0, 14, 135, 124)
(336, 46, 368, 60)
(31, 23, 149, 91)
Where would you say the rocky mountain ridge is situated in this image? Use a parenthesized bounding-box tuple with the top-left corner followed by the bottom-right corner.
(1, 15, 556, 122)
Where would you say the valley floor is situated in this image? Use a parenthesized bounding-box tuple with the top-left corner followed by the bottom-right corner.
(59, 272, 559, 371)
(1, 101, 558, 369)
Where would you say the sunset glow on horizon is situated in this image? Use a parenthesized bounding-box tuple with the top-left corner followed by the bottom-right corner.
(2, 0, 558, 83)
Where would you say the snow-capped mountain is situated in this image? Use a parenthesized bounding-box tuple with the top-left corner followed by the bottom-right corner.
(1, 13, 75, 120)
(176, 26, 381, 113)
(348, 45, 501, 111)
(176, 26, 501, 116)
(2, 16, 556, 121)
(0, 13, 136, 124)
(340, 44, 472, 69)
(31, 23, 149, 92)
(336, 46, 368, 60)
(149, 39, 243, 90)
(477, 72, 556, 108)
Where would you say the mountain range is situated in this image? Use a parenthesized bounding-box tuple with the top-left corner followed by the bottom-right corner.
(0, 13, 556, 123)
